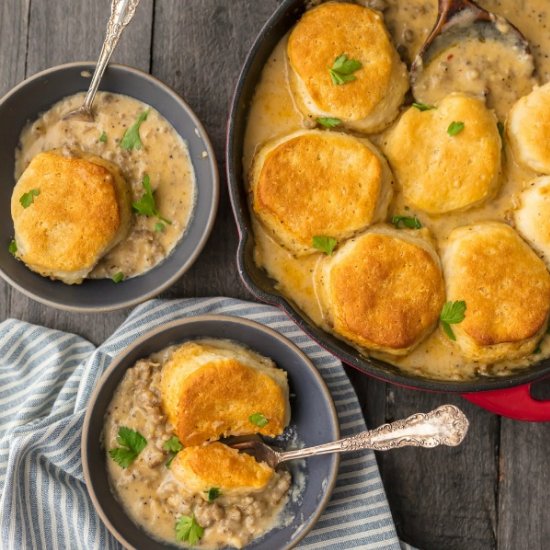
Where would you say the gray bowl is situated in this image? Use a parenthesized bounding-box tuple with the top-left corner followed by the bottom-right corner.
(82, 315, 340, 549)
(0, 62, 218, 312)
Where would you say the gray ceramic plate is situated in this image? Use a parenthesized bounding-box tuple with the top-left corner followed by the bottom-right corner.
(82, 315, 340, 550)
(0, 62, 218, 312)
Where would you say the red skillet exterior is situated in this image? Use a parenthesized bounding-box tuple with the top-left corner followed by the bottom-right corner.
(225, 0, 550, 420)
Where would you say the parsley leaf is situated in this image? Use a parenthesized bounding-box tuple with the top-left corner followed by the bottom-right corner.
(329, 54, 362, 85)
(20, 189, 40, 208)
(99, 131, 108, 143)
(440, 301, 467, 341)
(155, 222, 165, 233)
(132, 174, 172, 225)
(312, 235, 337, 255)
(163, 435, 183, 467)
(205, 487, 221, 502)
(391, 215, 422, 229)
(120, 110, 149, 150)
(112, 272, 125, 284)
(412, 102, 436, 112)
(317, 117, 342, 128)
(249, 412, 269, 427)
(8, 239, 17, 257)
(108, 426, 147, 468)
(447, 121, 465, 136)
(175, 515, 204, 545)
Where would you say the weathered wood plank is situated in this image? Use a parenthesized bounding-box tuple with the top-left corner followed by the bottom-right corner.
(151, 0, 279, 299)
(364, 379, 499, 550)
(498, 417, 550, 550)
(26, 0, 154, 74)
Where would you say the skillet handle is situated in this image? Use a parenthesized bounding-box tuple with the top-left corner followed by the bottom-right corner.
(462, 381, 550, 421)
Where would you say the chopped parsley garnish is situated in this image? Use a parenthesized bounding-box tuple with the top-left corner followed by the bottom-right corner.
(534, 344, 542, 355)
(111, 272, 125, 284)
(391, 215, 422, 230)
(205, 487, 221, 502)
(447, 121, 465, 136)
(20, 189, 40, 208)
(99, 131, 108, 143)
(329, 54, 362, 85)
(175, 515, 204, 545)
(249, 412, 269, 427)
(132, 174, 172, 225)
(120, 110, 149, 150)
(412, 102, 436, 112)
(312, 235, 337, 256)
(317, 117, 342, 128)
(8, 239, 17, 257)
(155, 221, 165, 233)
(440, 301, 467, 341)
(163, 436, 183, 468)
(108, 426, 147, 468)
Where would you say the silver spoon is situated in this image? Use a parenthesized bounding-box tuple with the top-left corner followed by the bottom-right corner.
(410, 0, 536, 85)
(64, 0, 141, 121)
(230, 404, 469, 469)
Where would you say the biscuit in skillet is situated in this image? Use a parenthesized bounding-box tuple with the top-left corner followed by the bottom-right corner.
(508, 82, 550, 174)
(250, 129, 393, 256)
(383, 93, 502, 215)
(11, 150, 132, 284)
(514, 176, 550, 265)
(287, 2, 408, 133)
(171, 442, 274, 496)
(160, 340, 290, 446)
(314, 226, 446, 355)
(442, 222, 550, 362)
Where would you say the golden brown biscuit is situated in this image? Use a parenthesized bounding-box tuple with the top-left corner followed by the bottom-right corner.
(384, 93, 502, 214)
(160, 340, 290, 446)
(287, 2, 408, 133)
(250, 130, 393, 256)
(171, 442, 274, 497)
(442, 222, 550, 362)
(514, 177, 550, 265)
(508, 82, 550, 174)
(11, 150, 132, 284)
(315, 226, 445, 355)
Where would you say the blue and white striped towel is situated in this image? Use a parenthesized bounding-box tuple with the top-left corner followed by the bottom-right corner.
(0, 298, 409, 550)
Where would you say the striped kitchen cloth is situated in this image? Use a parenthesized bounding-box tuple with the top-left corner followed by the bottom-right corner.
(0, 298, 411, 550)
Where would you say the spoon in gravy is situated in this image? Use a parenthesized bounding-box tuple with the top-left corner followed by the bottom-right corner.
(410, 0, 538, 117)
(64, 0, 140, 121)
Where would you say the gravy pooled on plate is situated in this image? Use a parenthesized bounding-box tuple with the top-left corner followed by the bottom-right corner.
(15, 91, 195, 280)
(104, 339, 294, 549)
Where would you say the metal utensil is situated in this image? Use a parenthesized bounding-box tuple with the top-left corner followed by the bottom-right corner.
(64, 0, 140, 121)
(410, 0, 535, 85)
(230, 404, 468, 468)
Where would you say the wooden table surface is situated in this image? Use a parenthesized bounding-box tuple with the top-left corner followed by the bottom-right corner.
(1, 1, 548, 549)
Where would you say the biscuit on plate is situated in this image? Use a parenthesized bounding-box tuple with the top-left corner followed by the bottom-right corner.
(442, 222, 550, 362)
(287, 2, 408, 133)
(171, 442, 274, 497)
(11, 150, 132, 284)
(314, 226, 446, 355)
(383, 93, 502, 214)
(160, 340, 290, 446)
(508, 82, 550, 174)
(514, 176, 550, 265)
(250, 129, 393, 256)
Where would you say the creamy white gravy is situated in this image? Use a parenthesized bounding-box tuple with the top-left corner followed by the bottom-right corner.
(244, 0, 550, 381)
(105, 340, 292, 549)
(15, 91, 195, 279)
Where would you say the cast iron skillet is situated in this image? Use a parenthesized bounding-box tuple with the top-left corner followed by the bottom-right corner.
(226, 0, 550, 418)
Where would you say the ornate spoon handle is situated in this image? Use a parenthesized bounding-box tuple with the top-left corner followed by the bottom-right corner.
(82, 0, 141, 113)
(278, 405, 468, 462)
